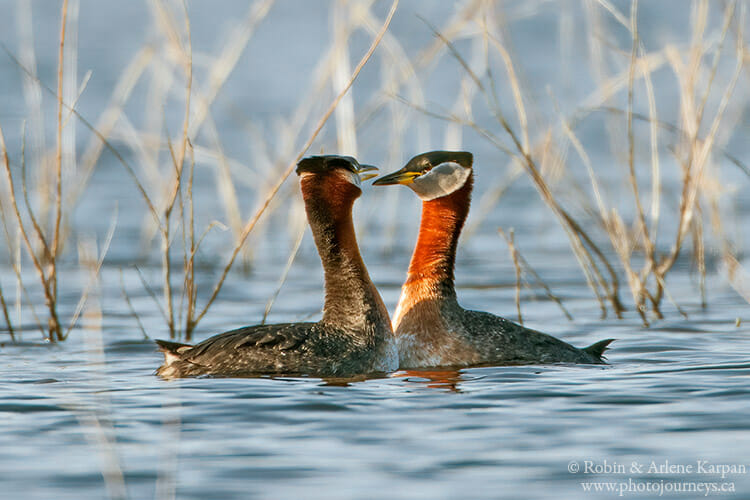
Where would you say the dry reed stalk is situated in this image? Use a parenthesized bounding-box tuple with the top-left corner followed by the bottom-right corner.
(354, 0, 478, 182)
(641, 56, 661, 243)
(592, 107, 750, 176)
(652, 11, 743, 308)
(427, 21, 625, 317)
(188, 0, 276, 139)
(0, 281, 12, 341)
(582, 2, 741, 319)
(63, 210, 117, 339)
(592, 0, 630, 28)
(179, 141, 198, 338)
(625, 1, 653, 315)
(0, 124, 62, 341)
(119, 269, 149, 339)
(724, 254, 750, 306)
(512, 244, 575, 322)
(16, 0, 48, 200)
(594, 0, 742, 319)
(0, 194, 45, 338)
(705, 171, 749, 310)
(69, 46, 155, 208)
(213, 0, 371, 264)
(388, 0, 483, 90)
(691, 207, 707, 308)
(46, 0, 69, 340)
(580, 51, 669, 114)
(1, 114, 115, 342)
(204, 116, 242, 243)
(60, 0, 79, 249)
(2, 2, 186, 342)
(351, 14, 421, 249)
(552, 97, 642, 320)
(19, 125, 52, 271)
(333, 0, 358, 155)
(262, 221, 306, 325)
(499, 228, 523, 325)
(2, 44, 163, 225)
(498, 222, 575, 322)
(75, 241, 102, 332)
(356, 2, 426, 144)
(61, 70, 91, 130)
(135, 265, 169, 326)
(159, 3, 193, 338)
(487, 33, 529, 151)
(15, 126, 48, 337)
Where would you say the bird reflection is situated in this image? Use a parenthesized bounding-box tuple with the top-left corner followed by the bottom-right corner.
(318, 374, 376, 387)
(316, 369, 466, 390)
(393, 369, 464, 392)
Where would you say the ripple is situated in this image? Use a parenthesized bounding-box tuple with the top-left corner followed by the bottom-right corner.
(0, 403, 66, 413)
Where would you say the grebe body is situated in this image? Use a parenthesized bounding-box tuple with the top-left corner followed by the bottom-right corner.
(156, 156, 396, 378)
(374, 151, 612, 368)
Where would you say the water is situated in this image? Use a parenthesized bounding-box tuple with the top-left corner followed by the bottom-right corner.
(2, 259, 748, 499)
(2, 315, 750, 499)
(2, 1, 750, 499)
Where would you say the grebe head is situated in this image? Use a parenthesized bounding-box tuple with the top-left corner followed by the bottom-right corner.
(297, 155, 378, 189)
(372, 151, 473, 201)
(297, 155, 379, 223)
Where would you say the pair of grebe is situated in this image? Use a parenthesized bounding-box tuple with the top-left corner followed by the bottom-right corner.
(157, 152, 612, 378)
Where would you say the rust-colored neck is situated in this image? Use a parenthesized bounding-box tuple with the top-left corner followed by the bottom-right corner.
(404, 172, 473, 300)
(300, 173, 390, 334)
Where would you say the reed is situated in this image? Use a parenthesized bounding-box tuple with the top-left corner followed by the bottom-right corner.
(0, 0, 116, 341)
(499, 228, 523, 325)
(0, 281, 12, 341)
(0, 1, 68, 341)
(499, 228, 574, 323)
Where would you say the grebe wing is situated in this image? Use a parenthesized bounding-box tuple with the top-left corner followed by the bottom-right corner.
(184, 322, 314, 360)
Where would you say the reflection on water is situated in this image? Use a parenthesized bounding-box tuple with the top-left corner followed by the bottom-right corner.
(395, 369, 466, 392)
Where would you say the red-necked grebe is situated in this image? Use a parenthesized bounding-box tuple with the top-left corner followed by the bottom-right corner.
(373, 151, 613, 368)
(156, 155, 397, 378)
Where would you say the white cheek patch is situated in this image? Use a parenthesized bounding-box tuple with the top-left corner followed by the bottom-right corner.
(410, 162, 471, 201)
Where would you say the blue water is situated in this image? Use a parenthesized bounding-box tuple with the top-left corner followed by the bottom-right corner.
(2, 314, 750, 499)
(1, 1, 750, 499)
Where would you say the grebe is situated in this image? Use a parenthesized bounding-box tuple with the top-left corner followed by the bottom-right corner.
(373, 151, 613, 368)
(156, 155, 397, 378)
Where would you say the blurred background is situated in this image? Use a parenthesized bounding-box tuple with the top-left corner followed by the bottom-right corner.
(0, 0, 748, 340)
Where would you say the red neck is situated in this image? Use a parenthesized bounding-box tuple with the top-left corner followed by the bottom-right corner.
(300, 173, 390, 332)
(404, 173, 473, 299)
